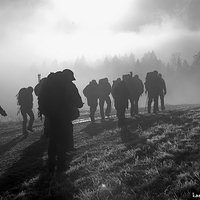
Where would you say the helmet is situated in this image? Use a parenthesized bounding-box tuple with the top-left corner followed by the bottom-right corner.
(62, 69, 76, 81)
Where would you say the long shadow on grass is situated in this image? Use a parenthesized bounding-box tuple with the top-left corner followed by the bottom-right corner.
(24, 154, 76, 200)
(81, 119, 118, 136)
(0, 135, 26, 157)
(127, 110, 194, 132)
(120, 128, 147, 148)
(0, 138, 48, 194)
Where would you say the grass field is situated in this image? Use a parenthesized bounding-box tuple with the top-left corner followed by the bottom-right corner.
(0, 105, 200, 199)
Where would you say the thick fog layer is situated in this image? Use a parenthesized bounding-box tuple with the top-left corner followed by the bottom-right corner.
(0, 0, 200, 120)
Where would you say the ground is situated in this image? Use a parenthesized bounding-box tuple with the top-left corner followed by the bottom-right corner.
(0, 105, 200, 200)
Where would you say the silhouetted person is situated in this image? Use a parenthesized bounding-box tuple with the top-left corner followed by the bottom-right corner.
(0, 106, 7, 117)
(38, 69, 83, 174)
(111, 78, 121, 98)
(112, 76, 129, 129)
(17, 87, 35, 135)
(158, 73, 167, 111)
(98, 78, 112, 121)
(145, 71, 160, 114)
(129, 75, 144, 116)
(83, 80, 99, 122)
(34, 77, 47, 97)
(34, 77, 49, 138)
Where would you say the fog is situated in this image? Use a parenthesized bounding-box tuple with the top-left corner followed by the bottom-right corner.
(0, 0, 200, 120)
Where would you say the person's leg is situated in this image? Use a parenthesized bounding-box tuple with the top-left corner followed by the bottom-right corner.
(134, 96, 139, 114)
(153, 95, 159, 114)
(21, 108, 27, 135)
(148, 94, 152, 113)
(130, 97, 134, 117)
(48, 137, 57, 174)
(27, 109, 35, 131)
(67, 122, 74, 151)
(57, 121, 73, 172)
(117, 107, 126, 128)
(43, 117, 50, 138)
(160, 92, 165, 111)
(99, 98, 105, 120)
(90, 100, 97, 122)
(105, 96, 111, 117)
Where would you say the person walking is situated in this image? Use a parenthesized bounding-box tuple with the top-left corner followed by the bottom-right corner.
(158, 73, 167, 111)
(83, 80, 99, 122)
(98, 78, 112, 121)
(112, 76, 129, 129)
(17, 86, 35, 136)
(144, 71, 160, 114)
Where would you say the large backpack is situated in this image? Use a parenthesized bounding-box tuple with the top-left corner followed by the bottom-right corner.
(38, 71, 82, 121)
(38, 72, 63, 117)
(17, 88, 28, 107)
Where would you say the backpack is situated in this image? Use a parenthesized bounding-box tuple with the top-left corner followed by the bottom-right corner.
(17, 88, 28, 106)
(38, 72, 80, 121)
(38, 73, 62, 116)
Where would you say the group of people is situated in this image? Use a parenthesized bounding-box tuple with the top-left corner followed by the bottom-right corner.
(83, 78, 112, 122)
(145, 71, 167, 113)
(83, 70, 166, 129)
(0, 68, 166, 175)
(8, 69, 83, 174)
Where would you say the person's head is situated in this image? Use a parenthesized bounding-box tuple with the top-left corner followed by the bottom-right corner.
(134, 74, 139, 79)
(62, 69, 76, 81)
(158, 73, 162, 78)
(122, 74, 130, 82)
(153, 70, 158, 75)
(99, 77, 108, 84)
(91, 80, 97, 85)
(27, 86, 33, 93)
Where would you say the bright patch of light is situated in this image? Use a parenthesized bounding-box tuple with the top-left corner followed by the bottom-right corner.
(19, 0, 184, 61)
(51, 0, 133, 30)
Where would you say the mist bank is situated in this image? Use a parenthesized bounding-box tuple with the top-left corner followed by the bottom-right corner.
(1, 50, 200, 121)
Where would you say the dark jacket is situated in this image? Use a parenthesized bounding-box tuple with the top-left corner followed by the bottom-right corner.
(112, 80, 129, 109)
(83, 82, 99, 106)
(98, 78, 111, 98)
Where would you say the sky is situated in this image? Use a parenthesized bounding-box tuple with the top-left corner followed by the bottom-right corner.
(0, 0, 200, 119)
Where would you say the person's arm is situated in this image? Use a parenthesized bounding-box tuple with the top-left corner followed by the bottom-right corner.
(0, 106, 7, 116)
(163, 79, 167, 95)
(72, 84, 84, 108)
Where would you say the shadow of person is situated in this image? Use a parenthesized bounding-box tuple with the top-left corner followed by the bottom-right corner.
(20, 152, 76, 199)
(0, 135, 26, 157)
(32, 168, 76, 199)
(119, 128, 147, 149)
(0, 138, 48, 194)
(81, 120, 117, 136)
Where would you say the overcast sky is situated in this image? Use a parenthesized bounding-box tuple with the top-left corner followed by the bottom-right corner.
(0, 0, 200, 119)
